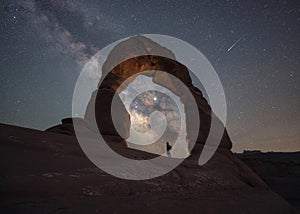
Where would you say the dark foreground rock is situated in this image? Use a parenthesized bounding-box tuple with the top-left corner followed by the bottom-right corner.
(237, 151, 300, 213)
(0, 124, 293, 213)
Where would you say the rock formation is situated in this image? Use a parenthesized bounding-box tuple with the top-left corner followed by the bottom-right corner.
(32, 36, 294, 213)
(82, 36, 232, 155)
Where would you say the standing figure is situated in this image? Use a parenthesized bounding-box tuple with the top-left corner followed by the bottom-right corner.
(166, 142, 172, 157)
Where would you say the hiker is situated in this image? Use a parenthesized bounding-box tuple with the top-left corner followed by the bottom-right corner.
(166, 142, 172, 157)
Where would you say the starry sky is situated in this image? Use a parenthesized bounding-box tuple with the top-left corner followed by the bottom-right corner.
(1, 0, 299, 152)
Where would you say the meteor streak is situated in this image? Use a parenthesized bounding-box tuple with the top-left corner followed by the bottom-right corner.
(227, 34, 245, 52)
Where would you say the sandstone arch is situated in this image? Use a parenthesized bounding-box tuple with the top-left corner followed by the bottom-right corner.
(84, 36, 232, 156)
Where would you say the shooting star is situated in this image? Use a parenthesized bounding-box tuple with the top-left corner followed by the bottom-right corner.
(227, 34, 245, 52)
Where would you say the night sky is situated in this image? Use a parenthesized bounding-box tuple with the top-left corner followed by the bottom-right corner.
(1, 0, 299, 152)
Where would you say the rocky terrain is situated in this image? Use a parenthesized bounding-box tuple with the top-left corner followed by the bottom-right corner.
(0, 123, 294, 213)
(0, 36, 296, 213)
(237, 151, 300, 213)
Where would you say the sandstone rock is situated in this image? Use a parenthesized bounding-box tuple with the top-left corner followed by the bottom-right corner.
(84, 35, 231, 151)
(84, 88, 130, 139)
(0, 124, 293, 213)
(46, 117, 85, 136)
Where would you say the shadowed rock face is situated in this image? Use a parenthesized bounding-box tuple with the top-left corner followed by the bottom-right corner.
(45, 118, 83, 136)
(1, 124, 293, 213)
(83, 36, 232, 154)
(85, 88, 131, 139)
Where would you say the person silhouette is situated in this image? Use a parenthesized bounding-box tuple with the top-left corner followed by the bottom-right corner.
(166, 142, 172, 157)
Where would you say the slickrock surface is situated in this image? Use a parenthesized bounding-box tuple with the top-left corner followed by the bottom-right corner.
(0, 124, 292, 213)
